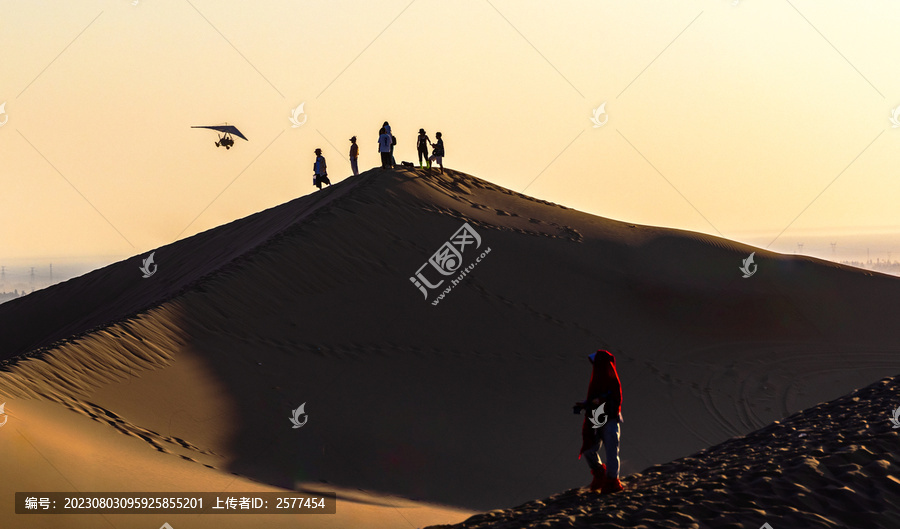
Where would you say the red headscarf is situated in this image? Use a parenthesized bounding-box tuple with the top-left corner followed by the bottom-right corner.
(579, 350, 622, 457)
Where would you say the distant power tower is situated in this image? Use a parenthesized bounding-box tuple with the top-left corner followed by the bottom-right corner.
(50, 263, 53, 285)
(0, 266, 5, 287)
(830, 242, 836, 256)
(30, 267, 35, 292)
(797, 242, 804, 254)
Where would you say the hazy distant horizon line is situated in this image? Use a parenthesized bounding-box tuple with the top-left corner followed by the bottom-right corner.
(3, 228, 899, 263)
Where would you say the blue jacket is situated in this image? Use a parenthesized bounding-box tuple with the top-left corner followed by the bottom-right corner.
(314, 155, 326, 175)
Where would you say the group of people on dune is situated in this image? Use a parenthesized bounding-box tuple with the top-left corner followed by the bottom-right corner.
(375, 122, 445, 173)
(312, 121, 446, 189)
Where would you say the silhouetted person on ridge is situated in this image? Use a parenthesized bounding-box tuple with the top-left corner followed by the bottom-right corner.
(378, 127, 393, 169)
(349, 136, 359, 176)
(428, 132, 444, 174)
(416, 128, 431, 169)
(383, 121, 397, 167)
(313, 148, 331, 189)
(575, 350, 624, 494)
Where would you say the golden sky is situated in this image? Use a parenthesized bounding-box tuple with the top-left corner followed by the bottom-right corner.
(2, 0, 899, 267)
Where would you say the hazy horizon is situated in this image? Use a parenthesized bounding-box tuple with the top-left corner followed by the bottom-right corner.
(3, 223, 899, 297)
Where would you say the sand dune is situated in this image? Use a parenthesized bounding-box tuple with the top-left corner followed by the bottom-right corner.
(2, 167, 900, 527)
(0, 397, 472, 529)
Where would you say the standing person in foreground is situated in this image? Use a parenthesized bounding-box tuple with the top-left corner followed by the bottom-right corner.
(428, 132, 444, 174)
(313, 148, 331, 189)
(378, 127, 393, 169)
(349, 136, 359, 176)
(416, 128, 431, 169)
(575, 349, 624, 494)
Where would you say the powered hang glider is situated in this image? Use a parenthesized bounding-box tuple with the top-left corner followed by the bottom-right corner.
(191, 124, 248, 150)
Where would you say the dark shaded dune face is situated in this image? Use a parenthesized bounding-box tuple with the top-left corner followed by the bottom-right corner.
(130, 169, 900, 509)
(624, 280, 820, 341)
(4, 168, 900, 514)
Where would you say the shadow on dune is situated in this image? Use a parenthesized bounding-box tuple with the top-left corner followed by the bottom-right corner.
(157, 168, 900, 511)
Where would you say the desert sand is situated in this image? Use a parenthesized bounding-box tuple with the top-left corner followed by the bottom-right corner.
(428, 374, 900, 529)
(2, 167, 900, 528)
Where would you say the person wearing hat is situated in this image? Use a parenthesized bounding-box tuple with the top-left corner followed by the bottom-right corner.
(349, 136, 359, 176)
(575, 349, 624, 494)
(416, 128, 431, 169)
(313, 148, 330, 189)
